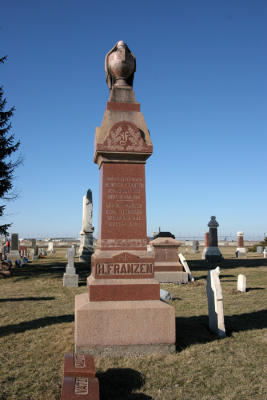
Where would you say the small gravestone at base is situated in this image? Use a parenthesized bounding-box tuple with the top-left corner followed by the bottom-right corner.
(237, 274, 246, 292)
(63, 248, 78, 287)
(61, 353, 99, 400)
(206, 268, 226, 338)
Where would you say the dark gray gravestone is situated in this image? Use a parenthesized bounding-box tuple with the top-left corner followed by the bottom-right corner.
(11, 233, 19, 251)
(192, 240, 199, 253)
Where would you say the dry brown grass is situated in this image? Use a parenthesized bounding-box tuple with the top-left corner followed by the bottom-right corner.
(0, 248, 266, 399)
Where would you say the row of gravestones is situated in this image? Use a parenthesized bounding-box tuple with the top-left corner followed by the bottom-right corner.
(61, 248, 247, 340)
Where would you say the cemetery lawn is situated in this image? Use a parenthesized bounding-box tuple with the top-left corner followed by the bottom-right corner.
(0, 247, 266, 400)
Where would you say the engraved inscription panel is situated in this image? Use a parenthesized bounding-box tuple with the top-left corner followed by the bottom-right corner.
(100, 163, 147, 240)
(75, 377, 88, 395)
(105, 176, 144, 227)
(74, 353, 85, 368)
(95, 263, 153, 276)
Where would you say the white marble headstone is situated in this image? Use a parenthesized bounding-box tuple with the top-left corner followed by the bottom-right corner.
(178, 253, 194, 281)
(237, 274, 246, 292)
(206, 269, 226, 338)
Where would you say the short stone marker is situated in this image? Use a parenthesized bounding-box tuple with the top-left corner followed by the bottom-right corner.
(178, 253, 194, 281)
(9, 233, 21, 261)
(19, 245, 27, 258)
(61, 353, 99, 400)
(64, 353, 95, 378)
(206, 268, 226, 338)
(63, 248, 78, 287)
(257, 246, 263, 254)
(237, 274, 246, 292)
(264, 249, 267, 259)
(47, 241, 55, 254)
(61, 376, 99, 400)
(192, 240, 199, 253)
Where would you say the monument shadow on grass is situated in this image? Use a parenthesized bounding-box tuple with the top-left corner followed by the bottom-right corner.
(7, 260, 92, 285)
(12, 262, 66, 279)
(96, 368, 153, 400)
(175, 309, 267, 350)
(0, 314, 74, 338)
(76, 261, 91, 286)
(0, 296, 55, 302)
(188, 258, 267, 271)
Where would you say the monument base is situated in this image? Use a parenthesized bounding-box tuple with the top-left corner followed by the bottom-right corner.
(154, 271, 188, 284)
(63, 273, 79, 287)
(205, 246, 223, 263)
(75, 293, 175, 356)
(79, 232, 94, 262)
(236, 248, 247, 259)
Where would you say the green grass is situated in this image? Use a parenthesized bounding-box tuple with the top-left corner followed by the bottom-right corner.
(0, 248, 266, 400)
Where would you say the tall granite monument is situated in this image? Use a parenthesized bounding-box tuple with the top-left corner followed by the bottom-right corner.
(75, 41, 175, 355)
(205, 216, 223, 263)
(79, 189, 94, 262)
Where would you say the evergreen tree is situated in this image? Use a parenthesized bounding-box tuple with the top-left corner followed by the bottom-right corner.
(0, 56, 21, 235)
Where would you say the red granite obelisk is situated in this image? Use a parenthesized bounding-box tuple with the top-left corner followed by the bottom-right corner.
(75, 41, 175, 355)
(236, 231, 247, 258)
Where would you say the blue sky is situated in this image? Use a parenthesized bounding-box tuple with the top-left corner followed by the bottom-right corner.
(1, 0, 266, 239)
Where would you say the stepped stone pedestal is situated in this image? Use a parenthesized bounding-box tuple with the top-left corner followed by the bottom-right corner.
(150, 236, 187, 283)
(75, 41, 175, 356)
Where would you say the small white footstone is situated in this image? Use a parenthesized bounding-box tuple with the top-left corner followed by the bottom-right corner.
(237, 274, 246, 292)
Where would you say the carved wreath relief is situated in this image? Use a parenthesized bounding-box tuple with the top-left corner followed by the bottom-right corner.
(105, 122, 146, 151)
